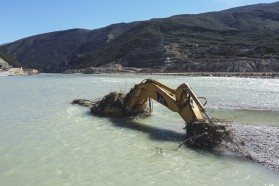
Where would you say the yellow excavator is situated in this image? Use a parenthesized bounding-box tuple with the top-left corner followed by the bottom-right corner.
(90, 79, 210, 124)
(74, 79, 224, 148)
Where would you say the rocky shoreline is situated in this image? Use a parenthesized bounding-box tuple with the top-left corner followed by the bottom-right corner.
(61, 63, 279, 78)
(148, 72, 279, 78)
(63, 67, 279, 78)
(0, 68, 38, 76)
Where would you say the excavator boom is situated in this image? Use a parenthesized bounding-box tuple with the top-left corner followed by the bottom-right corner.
(123, 79, 208, 123)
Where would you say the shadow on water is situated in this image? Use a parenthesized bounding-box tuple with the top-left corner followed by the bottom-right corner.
(109, 117, 186, 142)
(85, 111, 186, 142)
(86, 112, 254, 165)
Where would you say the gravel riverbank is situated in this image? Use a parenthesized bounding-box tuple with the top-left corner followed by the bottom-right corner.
(225, 123, 279, 173)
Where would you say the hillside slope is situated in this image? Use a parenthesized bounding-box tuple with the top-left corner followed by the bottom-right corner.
(0, 50, 21, 68)
(1, 2, 279, 72)
(1, 23, 138, 72)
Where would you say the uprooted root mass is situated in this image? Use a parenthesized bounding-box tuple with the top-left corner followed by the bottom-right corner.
(72, 92, 151, 118)
(182, 120, 253, 158)
(184, 121, 230, 148)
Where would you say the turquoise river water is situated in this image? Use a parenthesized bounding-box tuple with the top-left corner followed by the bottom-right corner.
(0, 74, 279, 186)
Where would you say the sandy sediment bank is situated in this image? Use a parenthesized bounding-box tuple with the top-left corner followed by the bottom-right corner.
(225, 123, 279, 173)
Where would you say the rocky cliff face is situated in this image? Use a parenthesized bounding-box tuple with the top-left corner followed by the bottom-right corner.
(62, 2, 279, 73)
(1, 2, 279, 72)
(0, 58, 12, 69)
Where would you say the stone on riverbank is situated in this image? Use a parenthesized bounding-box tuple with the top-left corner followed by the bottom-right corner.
(0, 68, 38, 76)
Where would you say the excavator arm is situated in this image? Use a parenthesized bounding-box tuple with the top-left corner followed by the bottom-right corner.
(76, 78, 222, 148)
(123, 79, 208, 123)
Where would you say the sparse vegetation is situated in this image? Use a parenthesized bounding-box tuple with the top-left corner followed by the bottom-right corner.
(0, 50, 21, 67)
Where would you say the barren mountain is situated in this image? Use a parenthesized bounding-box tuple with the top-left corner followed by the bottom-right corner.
(1, 2, 279, 72)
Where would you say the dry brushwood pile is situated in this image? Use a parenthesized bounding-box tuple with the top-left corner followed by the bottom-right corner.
(90, 92, 126, 116)
(183, 121, 230, 148)
(182, 119, 251, 152)
(72, 91, 151, 118)
(182, 121, 279, 173)
(90, 92, 151, 117)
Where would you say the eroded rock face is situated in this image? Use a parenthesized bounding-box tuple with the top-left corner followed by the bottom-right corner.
(105, 33, 279, 72)
(0, 58, 12, 70)
(164, 58, 279, 72)
(0, 68, 38, 76)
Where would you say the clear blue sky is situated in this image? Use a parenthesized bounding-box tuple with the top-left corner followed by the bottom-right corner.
(0, 0, 277, 44)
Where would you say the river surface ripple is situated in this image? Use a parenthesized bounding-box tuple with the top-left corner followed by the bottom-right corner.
(0, 74, 278, 186)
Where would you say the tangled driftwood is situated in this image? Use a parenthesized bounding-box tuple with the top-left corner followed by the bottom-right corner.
(72, 92, 151, 118)
(183, 121, 229, 148)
